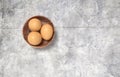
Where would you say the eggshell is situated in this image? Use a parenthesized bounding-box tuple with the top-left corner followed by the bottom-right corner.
(28, 18, 41, 31)
(28, 32, 42, 45)
(41, 24, 53, 40)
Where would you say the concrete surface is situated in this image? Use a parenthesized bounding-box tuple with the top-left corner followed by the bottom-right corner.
(0, 0, 120, 77)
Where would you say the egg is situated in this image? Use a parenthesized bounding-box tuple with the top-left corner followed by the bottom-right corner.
(41, 24, 53, 40)
(28, 18, 41, 31)
(28, 32, 42, 45)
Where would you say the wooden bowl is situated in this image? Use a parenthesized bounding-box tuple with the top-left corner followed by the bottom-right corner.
(23, 15, 55, 48)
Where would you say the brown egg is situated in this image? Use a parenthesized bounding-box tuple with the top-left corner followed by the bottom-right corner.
(28, 18, 41, 31)
(28, 32, 42, 45)
(41, 24, 53, 40)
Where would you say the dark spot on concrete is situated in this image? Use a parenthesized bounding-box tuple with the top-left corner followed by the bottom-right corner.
(6, 8, 14, 16)
(7, 9, 14, 16)
(66, 51, 74, 58)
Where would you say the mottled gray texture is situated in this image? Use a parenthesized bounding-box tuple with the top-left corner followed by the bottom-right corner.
(0, 0, 120, 77)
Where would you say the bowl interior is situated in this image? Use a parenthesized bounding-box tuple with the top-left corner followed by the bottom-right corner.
(23, 16, 54, 48)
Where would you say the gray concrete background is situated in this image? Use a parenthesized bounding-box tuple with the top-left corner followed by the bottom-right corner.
(0, 0, 120, 77)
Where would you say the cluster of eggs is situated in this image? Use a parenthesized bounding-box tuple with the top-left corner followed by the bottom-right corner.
(28, 18, 53, 45)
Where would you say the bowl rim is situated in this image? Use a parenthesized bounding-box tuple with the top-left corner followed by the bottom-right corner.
(22, 15, 55, 48)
